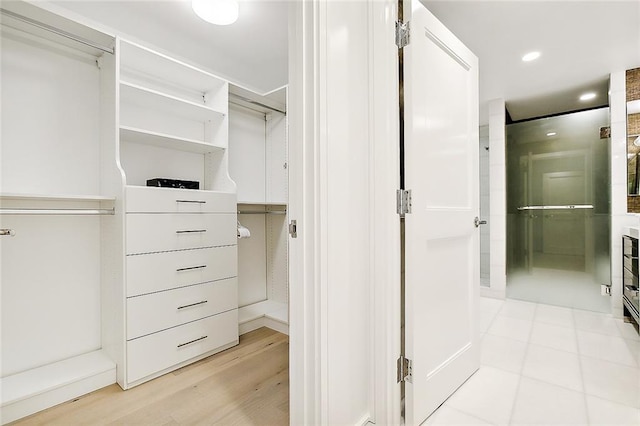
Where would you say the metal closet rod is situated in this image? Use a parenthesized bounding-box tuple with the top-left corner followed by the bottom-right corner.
(0, 208, 115, 215)
(0, 8, 115, 55)
(237, 210, 286, 215)
(229, 93, 286, 115)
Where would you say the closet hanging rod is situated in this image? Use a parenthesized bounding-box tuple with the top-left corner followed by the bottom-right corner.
(229, 93, 286, 115)
(0, 8, 115, 55)
(237, 210, 286, 215)
(0, 208, 115, 215)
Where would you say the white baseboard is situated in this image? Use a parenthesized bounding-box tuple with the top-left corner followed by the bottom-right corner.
(238, 300, 289, 335)
(1, 350, 116, 424)
(480, 286, 505, 299)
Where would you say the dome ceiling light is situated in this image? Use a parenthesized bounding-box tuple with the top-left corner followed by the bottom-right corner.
(522, 51, 541, 62)
(192, 0, 239, 26)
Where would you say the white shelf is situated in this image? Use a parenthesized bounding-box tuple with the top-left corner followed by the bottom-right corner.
(120, 40, 225, 95)
(0, 192, 115, 202)
(120, 126, 224, 154)
(120, 81, 224, 122)
(0, 2, 115, 59)
(0, 350, 115, 424)
(125, 185, 235, 195)
(237, 202, 287, 207)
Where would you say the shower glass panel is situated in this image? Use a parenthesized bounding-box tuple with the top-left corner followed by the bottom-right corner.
(506, 107, 611, 313)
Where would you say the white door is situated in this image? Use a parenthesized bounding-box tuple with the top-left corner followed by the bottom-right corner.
(403, 1, 480, 424)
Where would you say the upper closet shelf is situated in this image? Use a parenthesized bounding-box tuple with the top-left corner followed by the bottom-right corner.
(0, 192, 115, 202)
(0, 3, 114, 58)
(120, 126, 224, 154)
(119, 39, 225, 95)
(120, 81, 225, 122)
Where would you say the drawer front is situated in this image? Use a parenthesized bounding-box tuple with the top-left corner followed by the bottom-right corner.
(127, 278, 237, 339)
(127, 309, 238, 383)
(126, 186, 236, 213)
(126, 213, 236, 254)
(127, 246, 237, 296)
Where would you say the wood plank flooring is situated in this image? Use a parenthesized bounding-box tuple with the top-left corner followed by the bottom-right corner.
(11, 328, 289, 426)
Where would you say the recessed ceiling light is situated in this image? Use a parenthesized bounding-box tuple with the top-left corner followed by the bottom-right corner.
(522, 51, 541, 62)
(192, 0, 239, 25)
(579, 92, 596, 101)
(547, 132, 557, 137)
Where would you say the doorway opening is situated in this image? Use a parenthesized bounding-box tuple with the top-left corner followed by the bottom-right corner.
(505, 107, 611, 313)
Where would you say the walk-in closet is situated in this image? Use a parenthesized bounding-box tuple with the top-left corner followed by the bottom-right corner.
(229, 85, 289, 335)
(0, 1, 290, 423)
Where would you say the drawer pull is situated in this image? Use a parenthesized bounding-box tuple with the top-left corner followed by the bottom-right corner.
(176, 229, 207, 234)
(177, 335, 208, 348)
(176, 200, 207, 204)
(176, 265, 207, 272)
(177, 300, 208, 310)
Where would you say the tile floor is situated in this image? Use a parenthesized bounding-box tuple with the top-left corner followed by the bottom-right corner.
(425, 297, 640, 425)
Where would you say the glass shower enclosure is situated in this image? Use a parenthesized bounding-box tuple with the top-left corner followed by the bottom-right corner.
(506, 107, 611, 313)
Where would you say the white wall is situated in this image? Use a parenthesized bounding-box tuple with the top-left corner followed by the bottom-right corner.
(483, 99, 507, 299)
(228, 105, 266, 203)
(322, 1, 373, 423)
(289, 0, 392, 423)
(1, 30, 103, 377)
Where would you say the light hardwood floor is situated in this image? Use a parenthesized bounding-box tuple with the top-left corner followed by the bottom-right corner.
(12, 328, 289, 425)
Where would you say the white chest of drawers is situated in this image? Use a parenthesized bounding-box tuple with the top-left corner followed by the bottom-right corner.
(123, 186, 238, 387)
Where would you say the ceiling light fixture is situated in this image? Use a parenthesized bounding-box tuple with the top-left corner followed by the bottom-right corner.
(546, 132, 557, 137)
(522, 51, 541, 62)
(579, 92, 596, 101)
(192, 0, 239, 25)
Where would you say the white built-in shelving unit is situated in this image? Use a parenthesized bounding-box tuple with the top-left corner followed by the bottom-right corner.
(0, 2, 118, 423)
(1, 2, 239, 422)
(110, 38, 238, 390)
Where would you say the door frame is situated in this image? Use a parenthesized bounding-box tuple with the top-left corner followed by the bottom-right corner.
(288, 0, 402, 424)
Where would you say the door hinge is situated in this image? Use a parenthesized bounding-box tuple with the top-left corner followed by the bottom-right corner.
(397, 355, 413, 383)
(288, 219, 297, 238)
(397, 189, 412, 216)
(395, 20, 410, 48)
(601, 283, 612, 296)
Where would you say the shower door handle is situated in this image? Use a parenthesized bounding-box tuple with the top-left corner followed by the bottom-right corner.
(474, 217, 487, 228)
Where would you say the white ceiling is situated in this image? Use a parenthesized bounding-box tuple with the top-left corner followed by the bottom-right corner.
(423, 0, 640, 123)
(51, 1, 640, 123)
(53, 0, 289, 94)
